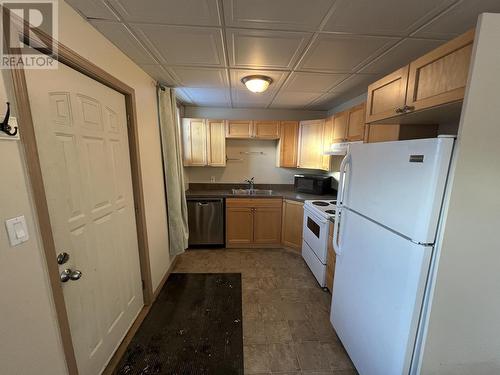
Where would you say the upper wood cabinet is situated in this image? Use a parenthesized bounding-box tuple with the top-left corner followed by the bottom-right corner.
(366, 66, 409, 123)
(181, 118, 207, 166)
(226, 120, 253, 138)
(278, 121, 299, 168)
(182, 118, 226, 167)
(206, 120, 226, 166)
(347, 103, 366, 141)
(366, 29, 474, 124)
(297, 119, 325, 170)
(253, 121, 280, 139)
(406, 29, 474, 112)
(326, 222, 336, 293)
(322, 116, 334, 170)
(332, 110, 349, 143)
(331, 103, 367, 144)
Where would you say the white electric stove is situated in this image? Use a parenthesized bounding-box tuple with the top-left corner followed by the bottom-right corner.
(302, 199, 337, 287)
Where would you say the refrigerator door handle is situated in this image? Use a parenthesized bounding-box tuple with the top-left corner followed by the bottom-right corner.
(333, 152, 350, 255)
(332, 207, 342, 255)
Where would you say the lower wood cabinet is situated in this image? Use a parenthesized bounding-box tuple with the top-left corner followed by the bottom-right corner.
(281, 199, 304, 252)
(326, 221, 336, 293)
(226, 207, 254, 246)
(226, 198, 282, 248)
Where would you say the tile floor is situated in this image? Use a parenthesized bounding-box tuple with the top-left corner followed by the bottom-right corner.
(173, 248, 357, 375)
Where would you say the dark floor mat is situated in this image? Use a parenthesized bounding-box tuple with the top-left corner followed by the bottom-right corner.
(116, 273, 243, 375)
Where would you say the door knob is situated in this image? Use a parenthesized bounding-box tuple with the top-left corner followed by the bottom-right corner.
(56, 252, 70, 265)
(60, 269, 83, 282)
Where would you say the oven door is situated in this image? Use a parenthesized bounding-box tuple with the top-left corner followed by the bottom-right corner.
(302, 207, 329, 264)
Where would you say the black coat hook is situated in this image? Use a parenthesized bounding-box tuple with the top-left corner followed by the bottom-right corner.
(1, 102, 18, 137)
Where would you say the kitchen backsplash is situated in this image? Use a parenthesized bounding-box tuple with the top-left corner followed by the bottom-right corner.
(184, 138, 343, 186)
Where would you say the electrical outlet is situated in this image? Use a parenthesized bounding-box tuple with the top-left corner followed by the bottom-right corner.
(210, 176, 216, 183)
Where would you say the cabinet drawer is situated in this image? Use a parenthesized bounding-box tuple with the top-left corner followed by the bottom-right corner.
(226, 198, 282, 208)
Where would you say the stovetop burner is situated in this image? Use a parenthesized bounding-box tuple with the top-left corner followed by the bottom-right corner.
(325, 209, 335, 214)
(312, 201, 329, 206)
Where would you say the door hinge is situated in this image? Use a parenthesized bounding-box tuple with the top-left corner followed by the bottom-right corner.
(127, 114, 130, 124)
(141, 279, 145, 290)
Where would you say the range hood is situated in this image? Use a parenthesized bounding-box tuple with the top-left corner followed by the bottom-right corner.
(324, 141, 363, 156)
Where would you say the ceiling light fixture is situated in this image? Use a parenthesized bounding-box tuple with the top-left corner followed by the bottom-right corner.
(241, 75, 273, 93)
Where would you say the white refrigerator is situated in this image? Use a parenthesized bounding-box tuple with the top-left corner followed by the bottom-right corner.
(330, 137, 455, 375)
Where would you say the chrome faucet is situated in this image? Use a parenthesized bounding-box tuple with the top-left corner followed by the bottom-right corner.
(244, 177, 255, 190)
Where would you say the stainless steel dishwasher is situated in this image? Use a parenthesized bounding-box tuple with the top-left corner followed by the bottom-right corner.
(187, 198, 224, 247)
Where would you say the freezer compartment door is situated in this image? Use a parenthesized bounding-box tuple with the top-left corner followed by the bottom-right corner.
(331, 209, 432, 375)
(343, 137, 453, 243)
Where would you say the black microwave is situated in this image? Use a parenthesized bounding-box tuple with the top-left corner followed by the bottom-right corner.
(294, 174, 333, 195)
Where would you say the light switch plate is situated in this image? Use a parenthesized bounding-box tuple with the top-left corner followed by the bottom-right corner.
(5, 215, 29, 246)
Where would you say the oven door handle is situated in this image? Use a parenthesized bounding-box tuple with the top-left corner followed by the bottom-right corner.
(333, 152, 350, 256)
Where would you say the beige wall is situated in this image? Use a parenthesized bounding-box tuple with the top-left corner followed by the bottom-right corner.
(185, 138, 330, 184)
(0, 1, 170, 373)
(0, 73, 68, 374)
(419, 13, 500, 374)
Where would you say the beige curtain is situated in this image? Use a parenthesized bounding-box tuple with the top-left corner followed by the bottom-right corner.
(157, 87, 189, 256)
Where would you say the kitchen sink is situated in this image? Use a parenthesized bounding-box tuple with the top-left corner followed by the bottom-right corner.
(231, 188, 273, 196)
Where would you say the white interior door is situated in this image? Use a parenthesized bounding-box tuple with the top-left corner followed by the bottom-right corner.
(25, 64, 144, 375)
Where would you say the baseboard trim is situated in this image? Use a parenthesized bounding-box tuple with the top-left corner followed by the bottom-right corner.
(102, 254, 178, 375)
(153, 255, 179, 301)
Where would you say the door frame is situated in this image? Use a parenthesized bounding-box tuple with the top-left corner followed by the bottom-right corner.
(8, 23, 154, 375)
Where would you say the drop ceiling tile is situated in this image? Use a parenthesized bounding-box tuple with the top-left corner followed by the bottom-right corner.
(90, 20, 158, 65)
(328, 73, 379, 99)
(109, 0, 220, 25)
(270, 91, 323, 109)
(231, 89, 274, 108)
(66, 0, 119, 20)
(139, 65, 177, 85)
(322, 0, 456, 36)
(413, 0, 500, 39)
(359, 38, 445, 74)
(223, 0, 335, 31)
(132, 24, 225, 67)
(227, 29, 312, 69)
(298, 34, 398, 73)
(283, 72, 349, 92)
(175, 88, 194, 104)
(169, 67, 229, 88)
(230, 69, 288, 93)
(307, 92, 342, 110)
(181, 88, 231, 107)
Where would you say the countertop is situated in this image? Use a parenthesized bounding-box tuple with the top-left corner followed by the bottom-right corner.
(185, 189, 337, 203)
